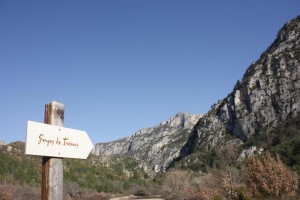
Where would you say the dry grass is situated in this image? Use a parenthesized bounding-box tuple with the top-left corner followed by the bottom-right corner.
(0, 183, 40, 200)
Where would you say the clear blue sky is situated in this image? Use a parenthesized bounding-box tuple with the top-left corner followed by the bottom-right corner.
(0, 1, 299, 144)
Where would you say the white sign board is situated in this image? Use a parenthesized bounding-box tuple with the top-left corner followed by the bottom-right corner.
(25, 121, 93, 159)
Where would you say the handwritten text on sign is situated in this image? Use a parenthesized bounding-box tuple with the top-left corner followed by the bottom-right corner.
(38, 134, 79, 148)
(26, 121, 93, 159)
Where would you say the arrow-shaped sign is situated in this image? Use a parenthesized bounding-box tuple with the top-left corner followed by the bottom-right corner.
(25, 121, 94, 159)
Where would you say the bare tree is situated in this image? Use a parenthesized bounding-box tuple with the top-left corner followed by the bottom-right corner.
(162, 170, 191, 200)
(245, 152, 298, 198)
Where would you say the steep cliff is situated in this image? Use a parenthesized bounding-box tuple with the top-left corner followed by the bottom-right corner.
(92, 112, 202, 175)
(180, 15, 300, 166)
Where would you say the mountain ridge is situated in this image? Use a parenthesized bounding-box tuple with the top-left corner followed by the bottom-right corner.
(92, 112, 202, 175)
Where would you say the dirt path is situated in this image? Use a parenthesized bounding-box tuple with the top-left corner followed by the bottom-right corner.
(110, 195, 163, 200)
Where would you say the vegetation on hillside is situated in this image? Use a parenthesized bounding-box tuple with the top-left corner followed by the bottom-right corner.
(1, 139, 299, 200)
(244, 114, 300, 174)
(161, 152, 299, 200)
(0, 142, 155, 199)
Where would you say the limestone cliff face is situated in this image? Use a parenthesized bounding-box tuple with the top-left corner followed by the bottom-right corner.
(181, 16, 300, 159)
(92, 112, 202, 175)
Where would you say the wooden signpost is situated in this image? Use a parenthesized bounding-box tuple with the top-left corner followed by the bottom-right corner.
(25, 101, 93, 200)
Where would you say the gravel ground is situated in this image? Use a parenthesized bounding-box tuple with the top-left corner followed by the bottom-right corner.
(110, 195, 163, 200)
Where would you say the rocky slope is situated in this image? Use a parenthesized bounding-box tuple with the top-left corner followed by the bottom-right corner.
(92, 112, 202, 175)
(92, 15, 300, 174)
(180, 15, 300, 166)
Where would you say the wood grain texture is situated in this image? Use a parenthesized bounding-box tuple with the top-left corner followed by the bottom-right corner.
(42, 101, 64, 200)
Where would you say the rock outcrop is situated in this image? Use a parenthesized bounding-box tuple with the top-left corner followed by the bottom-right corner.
(92, 112, 202, 175)
(180, 15, 300, 163)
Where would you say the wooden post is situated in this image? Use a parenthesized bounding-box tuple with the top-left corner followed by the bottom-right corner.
(42, 101, 64, 200)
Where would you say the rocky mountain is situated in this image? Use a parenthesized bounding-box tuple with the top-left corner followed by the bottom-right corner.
(179, 15, 300, 168)
(92, 15, 300, 175)
(92, 112, 202, 175)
